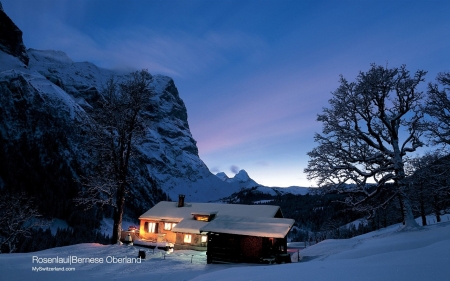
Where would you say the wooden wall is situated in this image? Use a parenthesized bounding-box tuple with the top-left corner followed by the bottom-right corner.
(206, 233, 288, 264)
(139, 219, 177, 243)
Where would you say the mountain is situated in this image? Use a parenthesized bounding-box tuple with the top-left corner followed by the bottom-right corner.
(0, 49, 243, 205)
(25, 48, 243, 204)
(215, 169, 258, 187)
(0, 3, 28, 65)
(0, 5, 308, 234)
(215, 172, 230, 181)
(0, 5, 249, 237)
(215, 170, 310, 197)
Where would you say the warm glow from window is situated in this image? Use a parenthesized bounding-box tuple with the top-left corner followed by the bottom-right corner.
(201, 236, 207, 243)
(184, 234, 192, 243)
(194, 215, 209, 221)
(148, 222, 157, 233)
(164, 223, 172, 230)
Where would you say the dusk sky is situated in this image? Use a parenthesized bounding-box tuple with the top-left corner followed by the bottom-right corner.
(3, 0, 450, 187)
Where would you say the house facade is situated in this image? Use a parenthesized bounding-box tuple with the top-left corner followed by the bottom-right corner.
(138, 195, 295, 262)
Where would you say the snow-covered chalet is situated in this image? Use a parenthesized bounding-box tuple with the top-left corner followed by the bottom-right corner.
(138, 195, 295, 263)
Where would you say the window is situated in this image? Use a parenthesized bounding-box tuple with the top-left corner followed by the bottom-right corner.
(147, 222, 158, 233)
(194, 215, 210, 222)
(184, 234, 192, 243)
(192, 212, 216, 222)
(201, 236, 207, 243)
(164, 223, 177, 230)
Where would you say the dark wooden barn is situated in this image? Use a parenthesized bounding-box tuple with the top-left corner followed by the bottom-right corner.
(201, 215, 294, 264)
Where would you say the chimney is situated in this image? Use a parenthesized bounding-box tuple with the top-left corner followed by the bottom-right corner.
(177, 194, 185, 207)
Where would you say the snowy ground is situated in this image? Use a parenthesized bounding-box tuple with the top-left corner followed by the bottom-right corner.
(1, 215, 449, 281)
(0, 244, 247, 281)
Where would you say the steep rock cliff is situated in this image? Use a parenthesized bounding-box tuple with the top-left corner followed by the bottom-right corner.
(0, 3, 28, 65)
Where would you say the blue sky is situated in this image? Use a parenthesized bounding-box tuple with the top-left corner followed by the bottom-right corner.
(3, 0, 450, 187)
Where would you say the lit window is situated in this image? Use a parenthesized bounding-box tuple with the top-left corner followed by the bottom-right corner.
(148, 222, 157, 233)
(201, 236, 207, 243)
(184, 234, 192, 243)
(172, 223, 177, 229)
(194, 215, 209, 221)
(164, 223, 172, 230)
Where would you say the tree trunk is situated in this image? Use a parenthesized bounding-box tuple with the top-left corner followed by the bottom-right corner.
(399, 190, 420, 230)
(112, 184, 126, 244)
(433, 195, 441, 223)
(8, 241, 15, 253)
(419, 188, 427, 226)
(112, 208, 122, 244)
(420, 198, 427, 226)
(398, 193, 405, 225)
(394, 158, 420, 229)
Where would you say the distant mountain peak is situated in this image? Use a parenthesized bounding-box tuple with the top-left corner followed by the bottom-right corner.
(214, 168, 310, 198)
(215, 172, 229, 181)
(234, 169, 250, 181)
(215, 169, 258, 188)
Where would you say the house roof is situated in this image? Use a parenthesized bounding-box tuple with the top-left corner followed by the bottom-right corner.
(139, 201, 282, 222)
(139, 201, 294, 238)
(172, 219, 208, 234)
(200, 215, 295, 238)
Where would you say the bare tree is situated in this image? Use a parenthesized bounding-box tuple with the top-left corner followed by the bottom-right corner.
(421, 72, 450, 218)
(405, 152, 435, 226)
(424, 72, 450, 145)
(0, 192, 42, 253)
(77, 69, 152, 244)
(305, 64, 426, 229)
(407, 151, 450, 224)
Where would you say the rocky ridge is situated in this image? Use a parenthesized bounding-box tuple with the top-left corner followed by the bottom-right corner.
(0, 3, 28, 65)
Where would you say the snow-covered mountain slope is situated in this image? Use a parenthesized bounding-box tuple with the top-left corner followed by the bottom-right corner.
(1, 9, 251, 242)
(2, 46, 247, 205)
(26, 48, 244, 203)
(1, 4, 250, 219)
(0, 50, 97, 234)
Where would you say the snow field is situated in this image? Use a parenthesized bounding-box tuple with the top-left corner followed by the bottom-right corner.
(1, 219, 449, 281)
(0, 243, 243, 281)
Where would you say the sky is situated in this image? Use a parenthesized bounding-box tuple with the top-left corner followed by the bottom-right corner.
(1, 215, 450, 280)
(2, 0, 450, 187)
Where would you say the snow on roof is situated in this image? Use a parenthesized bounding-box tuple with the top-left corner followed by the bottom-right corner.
(191, 211, 218, 216)
(172, 219, 208, 234)
(139, 201, 281, 221)
(200, 215, 295, 238)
